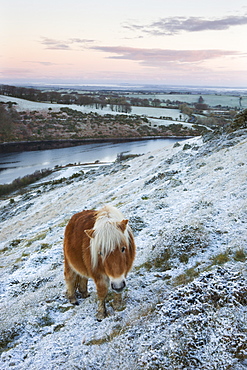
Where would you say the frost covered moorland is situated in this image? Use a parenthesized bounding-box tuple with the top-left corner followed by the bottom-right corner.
(0, 127, 247, 369)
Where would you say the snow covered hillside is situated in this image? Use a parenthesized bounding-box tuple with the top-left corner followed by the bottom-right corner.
(0, 94, 182, 119)
(0, 129, 247, 369)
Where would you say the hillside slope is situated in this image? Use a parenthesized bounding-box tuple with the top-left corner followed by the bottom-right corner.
(0, 129, 247, 369)
(0, 95, 206, 143)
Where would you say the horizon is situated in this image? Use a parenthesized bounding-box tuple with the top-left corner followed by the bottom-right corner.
(1, 0, 247, 88)
(2, 82, 247, 94)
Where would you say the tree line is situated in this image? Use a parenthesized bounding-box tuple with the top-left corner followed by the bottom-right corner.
(0, 84, 212, 115)
(0, 84, 132, 113)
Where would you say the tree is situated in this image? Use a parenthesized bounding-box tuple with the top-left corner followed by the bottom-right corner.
(179, 103, 193, 118)
(194, 103, 209, 112)
(122, 103, 132, 113)
(0, 104, 14, 141)
(152, 98, 161, 107)
(48, 91, 61, 103)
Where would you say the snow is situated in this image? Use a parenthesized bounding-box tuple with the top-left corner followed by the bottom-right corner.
(148, 117, 196, 128)
(0, 95, 182, 119)
(0, 129, 247, 369)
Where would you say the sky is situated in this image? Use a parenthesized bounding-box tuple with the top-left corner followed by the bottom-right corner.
(1, 0, 247, 87)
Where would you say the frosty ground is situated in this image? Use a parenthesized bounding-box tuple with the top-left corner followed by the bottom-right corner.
(0, 94, 183, 120)
(0, 128, 247, 369)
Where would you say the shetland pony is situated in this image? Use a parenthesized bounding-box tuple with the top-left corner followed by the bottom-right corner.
(63, 205, 136, 320)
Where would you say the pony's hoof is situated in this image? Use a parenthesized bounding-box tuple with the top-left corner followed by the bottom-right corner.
(112, 301, 123, 311)
(68, 297, 79, 305)
(80, 292, 90, 299)
(96, 311, 107, 321)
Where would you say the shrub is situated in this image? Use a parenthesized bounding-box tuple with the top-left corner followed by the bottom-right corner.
(211, 252, 230, 265)
(228, 109, 247, 131)
(174, 266, 200, 286)
(234, 248, 246, 262)
(0, 169, 53, 196)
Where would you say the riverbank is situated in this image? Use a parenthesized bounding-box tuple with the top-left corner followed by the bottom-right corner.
(0, 138, 185, 185)
(0, 136, 192, 153)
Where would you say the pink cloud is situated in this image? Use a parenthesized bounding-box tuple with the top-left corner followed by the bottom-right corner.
(92, 46, 241, 66)
(40, 37, 95, 50)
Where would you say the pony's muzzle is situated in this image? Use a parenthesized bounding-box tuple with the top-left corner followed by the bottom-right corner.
(111, 277, 126, 293)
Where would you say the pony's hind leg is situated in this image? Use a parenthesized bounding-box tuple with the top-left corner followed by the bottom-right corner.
(64, 259, 79, 305)
(77, 276, 89, 298)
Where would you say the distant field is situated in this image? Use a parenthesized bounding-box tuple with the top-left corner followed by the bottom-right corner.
(125, 93, 247, 109)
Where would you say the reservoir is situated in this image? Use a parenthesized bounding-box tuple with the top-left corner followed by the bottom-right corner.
(0, 138, 184, 184)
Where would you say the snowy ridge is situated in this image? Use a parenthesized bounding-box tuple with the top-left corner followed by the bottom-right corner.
(0, 129, 247, 369)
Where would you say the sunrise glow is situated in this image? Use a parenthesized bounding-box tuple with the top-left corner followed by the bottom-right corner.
(1, 0, 247, 87)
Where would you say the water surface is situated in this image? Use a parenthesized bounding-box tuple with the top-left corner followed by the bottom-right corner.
(0, 138, 184, 184)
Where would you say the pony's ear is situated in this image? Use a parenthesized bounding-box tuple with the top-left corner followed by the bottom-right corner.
(85, 229, 95, 239)
(117, 219, 128, 233)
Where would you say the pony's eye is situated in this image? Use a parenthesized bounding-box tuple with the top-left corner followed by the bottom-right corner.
(121, 247, 126, 253)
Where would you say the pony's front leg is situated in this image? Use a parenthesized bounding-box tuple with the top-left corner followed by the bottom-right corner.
(95, 276, 109, 321)
(112, 292, 122, 311)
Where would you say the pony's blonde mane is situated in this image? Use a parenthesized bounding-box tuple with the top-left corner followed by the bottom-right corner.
(90, 206, 130, 269)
